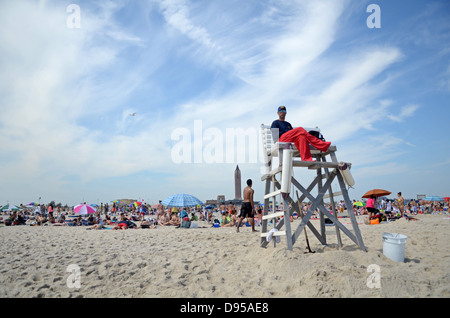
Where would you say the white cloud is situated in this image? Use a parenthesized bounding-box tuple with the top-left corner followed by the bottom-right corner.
(156, 0, 217, 50)
(387, 104, 420, 122)
(1, 0, 442, 205)
(293, 47, 403, 140)
(0, 2, 167, 191)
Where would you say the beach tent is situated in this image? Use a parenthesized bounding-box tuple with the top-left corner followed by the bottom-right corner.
(1, 204, 21, 211)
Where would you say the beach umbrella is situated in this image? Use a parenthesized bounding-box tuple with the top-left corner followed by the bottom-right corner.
(423, 196, 444, 201)
(133, 201, 142, 207)
(27, 202, 38, 206)
(353, 201, 365, 207)
(444, 197, 450, 202)
(1, 204, 21, 211)
(161, 193, 203, 208)
(74, 204, 97, 215)
(362, 189, 391, 198)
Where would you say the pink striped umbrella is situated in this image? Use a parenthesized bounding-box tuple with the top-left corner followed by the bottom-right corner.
(74, 204, 97, 215)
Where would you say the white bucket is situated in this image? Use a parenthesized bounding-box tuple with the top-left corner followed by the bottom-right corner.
(382, 233, 407, 262)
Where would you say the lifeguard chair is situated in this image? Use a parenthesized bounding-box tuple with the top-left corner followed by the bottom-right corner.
(259, 124, 366, 252)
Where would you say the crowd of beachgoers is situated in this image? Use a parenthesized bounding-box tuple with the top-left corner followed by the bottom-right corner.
(1, 197, 448, 229)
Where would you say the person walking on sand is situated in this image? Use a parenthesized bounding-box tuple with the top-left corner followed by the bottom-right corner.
(237, 179, 257, 233)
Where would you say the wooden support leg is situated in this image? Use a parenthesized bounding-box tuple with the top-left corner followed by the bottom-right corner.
(275, 178, 326, 246)
(321, 156, 343, 248)
(293, 172, 365, 250)
(261, 179, 271, 247)
(317, 168, 326, 245)
(329, 152, 366, 252)
(283, 197, 293, 251)
(336, 171, 367, 252)
(290, 172, 337, 245)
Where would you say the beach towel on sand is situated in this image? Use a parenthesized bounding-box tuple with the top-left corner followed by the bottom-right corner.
(181, 218, 191, 228)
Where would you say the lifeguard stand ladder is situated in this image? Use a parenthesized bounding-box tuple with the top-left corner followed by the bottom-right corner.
(260, 124, 366, 252)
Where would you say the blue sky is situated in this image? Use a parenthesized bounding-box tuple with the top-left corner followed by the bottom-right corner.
(0, 0, 449, 206)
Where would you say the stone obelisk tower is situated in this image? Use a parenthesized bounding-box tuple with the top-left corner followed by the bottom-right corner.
(234, 165, 242, 200)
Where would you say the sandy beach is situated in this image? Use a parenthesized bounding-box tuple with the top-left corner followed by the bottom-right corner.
(0, 214, 449, 298)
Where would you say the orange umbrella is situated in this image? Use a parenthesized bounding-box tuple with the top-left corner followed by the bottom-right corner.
(362, 189, 391, 198)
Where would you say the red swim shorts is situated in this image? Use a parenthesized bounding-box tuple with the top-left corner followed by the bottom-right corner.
(117, 222, 128, 229)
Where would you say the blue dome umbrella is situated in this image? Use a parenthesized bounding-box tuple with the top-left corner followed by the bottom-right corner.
(161, 193, 203, 208)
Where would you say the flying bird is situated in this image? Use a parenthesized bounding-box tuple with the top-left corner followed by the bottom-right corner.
(129, 112, 137, 116)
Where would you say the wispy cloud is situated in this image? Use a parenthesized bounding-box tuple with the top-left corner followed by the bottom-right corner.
(388, 104, 420, 122)
(0, 0, 402, 192)
(1, 0, 447, 204)
(156, 0, 218, 50)
(0, 1, 164, 185)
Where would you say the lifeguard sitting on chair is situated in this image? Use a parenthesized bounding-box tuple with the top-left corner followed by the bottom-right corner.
(271, 106, 331, 162)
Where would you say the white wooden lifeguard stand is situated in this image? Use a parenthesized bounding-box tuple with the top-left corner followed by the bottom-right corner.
(260, 124, 366, 252)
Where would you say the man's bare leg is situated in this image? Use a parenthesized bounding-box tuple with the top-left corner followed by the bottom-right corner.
(248, 217, 257, 232)
(236, 217, 243, 232)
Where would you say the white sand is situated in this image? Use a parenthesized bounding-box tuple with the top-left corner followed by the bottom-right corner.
(0, 214, 449, 298)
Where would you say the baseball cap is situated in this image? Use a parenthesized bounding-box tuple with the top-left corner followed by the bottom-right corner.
(278, 105, 286, 112)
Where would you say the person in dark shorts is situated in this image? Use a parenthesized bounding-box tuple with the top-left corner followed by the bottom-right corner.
(240, 202, 253, 218)
(237, 179, 257, 232)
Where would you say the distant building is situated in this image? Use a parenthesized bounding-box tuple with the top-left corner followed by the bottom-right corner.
(205, 195, 225, 206)
(205, 166, 260, 208)
(234, 165, 242, 200)
(217, 195, 225, 204)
